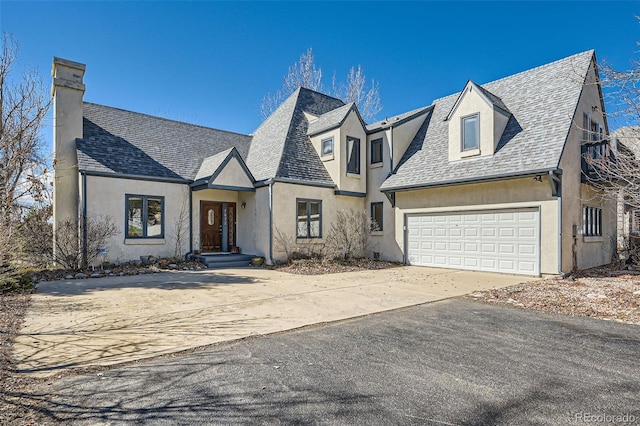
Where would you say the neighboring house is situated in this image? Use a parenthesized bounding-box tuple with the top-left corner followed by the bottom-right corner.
(611, 127, 640, 245)
(51, 50, 614, 276)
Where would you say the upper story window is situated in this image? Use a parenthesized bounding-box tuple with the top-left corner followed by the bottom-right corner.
(462, 113, 479, 151)
(347, 136, 361, 174)
(297, 199, 322, 238)
(371, 138, 383, 164)
(126, 194, 164, 238)
(321, 137, 334, 157)
(581, 113, 609, 182)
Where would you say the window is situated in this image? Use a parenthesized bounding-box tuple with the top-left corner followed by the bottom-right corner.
(347, 136, 360, 174)
(321, 137, 334, 157)
(297, 199, 322, 238)
(462, 114, 479, 151)
(371, 202, 383, 231)
(583, 206, 602, 237)
(581, 113, 609, 182)
(371, 138, 383, 164)
(126, 195, 164, 238)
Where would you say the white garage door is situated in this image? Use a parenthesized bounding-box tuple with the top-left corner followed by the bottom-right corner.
(406, 208, 540, 276)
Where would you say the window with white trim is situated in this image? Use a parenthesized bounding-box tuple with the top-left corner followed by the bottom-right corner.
(583, 206, 602, 237)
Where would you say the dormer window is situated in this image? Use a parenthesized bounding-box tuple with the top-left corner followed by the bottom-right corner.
(321, 137, 334, 156)
(462, 114, 479, 151)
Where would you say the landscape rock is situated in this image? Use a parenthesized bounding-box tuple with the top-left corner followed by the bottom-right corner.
(74, 273, 87, 279)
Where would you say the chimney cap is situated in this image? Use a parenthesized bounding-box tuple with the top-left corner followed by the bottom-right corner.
(52, 57, 86, 74)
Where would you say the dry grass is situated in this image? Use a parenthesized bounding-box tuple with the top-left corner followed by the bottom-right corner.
(470, 265, 640, 325)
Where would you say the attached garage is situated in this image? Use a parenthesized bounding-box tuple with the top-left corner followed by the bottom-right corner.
(406, 208, 540, 276)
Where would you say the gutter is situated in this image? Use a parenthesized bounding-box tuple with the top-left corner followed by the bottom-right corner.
(381, 168, 563, 193)
(81, 169, 190, 185)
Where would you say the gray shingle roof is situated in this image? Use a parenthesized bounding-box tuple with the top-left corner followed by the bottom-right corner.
(307, 103, 354, 136)
(474, 82, 511, 114)
(78, 103, 252, 180)
(366, 106, 432, 133)
(381, 50, 595, 191)
(246, 88, 346, 183)
(194, 148, 234, 181)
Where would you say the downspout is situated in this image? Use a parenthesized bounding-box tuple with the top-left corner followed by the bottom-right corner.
(81, 171, 87, 268)
(555, 172, 564, 277)
(268, 180, 274, 264)
(188, 188, 193, 258)
(389, 125, 394, 172)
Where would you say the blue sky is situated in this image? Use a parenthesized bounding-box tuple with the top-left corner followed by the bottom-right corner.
(1, 1, 639, 152)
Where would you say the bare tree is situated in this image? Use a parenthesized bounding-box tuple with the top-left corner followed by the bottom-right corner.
(171, 189, 190, 259)
(332, 65, 382, 121)
(260, 48, 323, 120)
(260, 48, 382, 121)
(0, 33, 51, 266)
(325, 209, 376, 260)
(53, 215, 118, 270)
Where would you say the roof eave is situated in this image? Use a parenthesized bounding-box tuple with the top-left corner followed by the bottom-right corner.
(381, 168, 563, 193)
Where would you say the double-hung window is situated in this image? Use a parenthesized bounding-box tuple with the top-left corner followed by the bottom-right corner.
(370, 138, 383, 164)
(347, 136, 361, 174)
(297, 199, 322, 238)
(126, 195, 164, 238)
(462, 113, 479, 151)
(583, 206, 602, 237)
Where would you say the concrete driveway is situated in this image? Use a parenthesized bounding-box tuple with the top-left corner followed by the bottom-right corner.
(40, 299, 640, 425)
(13, 266, 529, 376)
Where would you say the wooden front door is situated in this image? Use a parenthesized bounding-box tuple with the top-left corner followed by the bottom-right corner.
(201, 202, 222, 252)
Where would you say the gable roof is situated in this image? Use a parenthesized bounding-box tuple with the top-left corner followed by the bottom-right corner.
(445, 80, 511, 121)
(246, 87, 346, 184)
(381, 50, 595, 191)
(78, 103, 252, 181)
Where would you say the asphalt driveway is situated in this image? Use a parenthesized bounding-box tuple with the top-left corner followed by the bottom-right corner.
(38, 298, 640, 425)
(13, 266, 528, 375)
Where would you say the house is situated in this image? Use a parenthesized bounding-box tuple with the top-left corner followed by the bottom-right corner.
(51, 50, 615, 276)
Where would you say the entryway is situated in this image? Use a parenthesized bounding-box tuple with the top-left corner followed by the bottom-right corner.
(200, 201, 236, 252)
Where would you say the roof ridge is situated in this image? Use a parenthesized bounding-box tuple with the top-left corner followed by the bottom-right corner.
(298, 86, 345, 104)
(83, 102, 252, 138)
(431, 50, 595, 104)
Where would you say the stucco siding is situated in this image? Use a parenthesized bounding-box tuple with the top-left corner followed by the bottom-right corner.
(210, 157, 253, 189)
(271, 183, 365, 261)
(559, 59, 615, 271)
(85, 175, 190, 263)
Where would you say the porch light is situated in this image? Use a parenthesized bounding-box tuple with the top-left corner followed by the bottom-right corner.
(241, 202, 246, 209)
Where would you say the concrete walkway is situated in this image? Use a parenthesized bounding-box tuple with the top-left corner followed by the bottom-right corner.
(13, 266, 531, 376)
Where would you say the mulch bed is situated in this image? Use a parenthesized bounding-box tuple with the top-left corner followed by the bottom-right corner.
(271, 258, 401, 275)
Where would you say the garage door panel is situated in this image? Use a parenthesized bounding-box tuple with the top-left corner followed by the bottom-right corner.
(407, 208, 539, 276)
